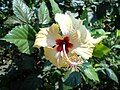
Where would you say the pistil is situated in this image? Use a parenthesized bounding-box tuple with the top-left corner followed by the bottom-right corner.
(63, 44, 78, 66)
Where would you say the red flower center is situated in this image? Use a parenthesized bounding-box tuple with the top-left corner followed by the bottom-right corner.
(56, 36, 73, 53)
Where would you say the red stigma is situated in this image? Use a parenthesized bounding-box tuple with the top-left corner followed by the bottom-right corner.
(56, 36, 73, 53)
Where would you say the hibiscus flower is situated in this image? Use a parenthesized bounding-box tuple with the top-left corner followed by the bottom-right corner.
(34, 11, 104, 68)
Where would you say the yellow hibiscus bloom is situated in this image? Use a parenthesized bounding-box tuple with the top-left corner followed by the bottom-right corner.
(34, 11, 104, 68)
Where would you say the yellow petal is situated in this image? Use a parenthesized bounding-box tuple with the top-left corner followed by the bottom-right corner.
(33, 24, 62, 49)
(55, 13, 72, 36)
(76, 25, 91, 44)
(72, 36, 104, 59)
(89, 36, 106, 45)
(44, 47, 67, 68)
(55, 11, 82, 36)
(72, 46, 93, 59)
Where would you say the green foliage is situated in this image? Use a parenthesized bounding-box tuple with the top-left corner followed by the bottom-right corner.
(64, 71, 81, 87)
(80, 62, 99, 82)
(13, 0, 32, 23)
(83, 67, 99, 81)
(93, 43, 111, 58)
(93, 29, 110, 37)
(4, 16, 22, 25)
(49, 0, 62, 15)
(38, 2, 50, 24)
(80, 9, 88, 28)
(63, 84, 73, 90)
(117, 30, 120, 37)
(105, 68, 119, 84)
(0, 0, 120, 89)
(112, 45, 120, 49)
(1, 25, 36, 54)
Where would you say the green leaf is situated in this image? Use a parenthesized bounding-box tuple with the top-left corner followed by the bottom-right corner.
(38, 2, 50, 24)
(94, 29, 106, 36)
(117, 30, 120, 37)
(80, 9, 88, 28)
(112, 45, 120, 49)
(49, 0, 62, 15)
(93, 43, 110, 58)
(96, 29, 106, 34)
(13, 0, 31, 23)
(93, 29, 110, 37)
(105, 68, 119, 83)
(80, 62, 99, 82)
(63, 84, 73, 90)
(1, 25, 37, 54)
(4, 16, 22, 25)
(81, 9, 88, 20)
(84, 68, 99, 82)
(64, 71, 81, 87)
